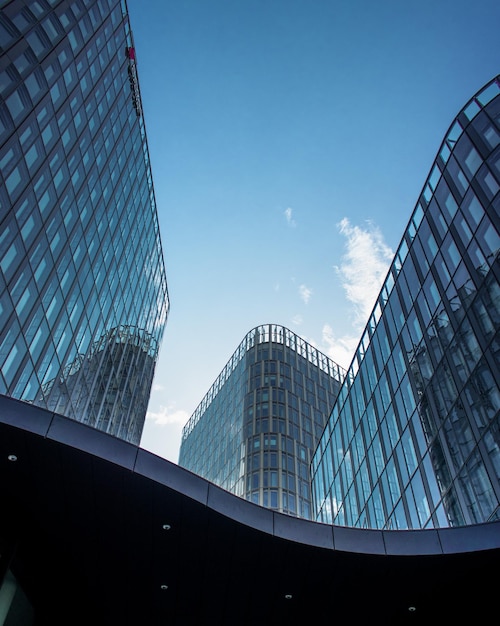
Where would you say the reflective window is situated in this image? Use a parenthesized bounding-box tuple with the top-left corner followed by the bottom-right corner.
(1, 0, 168, 446)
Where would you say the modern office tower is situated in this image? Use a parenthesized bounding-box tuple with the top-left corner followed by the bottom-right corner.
(312, 75, 500, 530)
(179, 324, 345, 519)
(0, 0, 169, 443)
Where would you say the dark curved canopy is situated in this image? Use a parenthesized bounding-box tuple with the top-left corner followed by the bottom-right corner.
(1, 394, 499, 625)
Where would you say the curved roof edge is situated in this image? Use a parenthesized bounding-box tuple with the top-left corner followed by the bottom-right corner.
(2, 393, 499, 558)
(182, 323, 346, 440)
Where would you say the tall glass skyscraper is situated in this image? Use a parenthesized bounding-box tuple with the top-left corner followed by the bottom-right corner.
(312, 76, 500, 529)
(0, 0, 168, 443)
(179, 324, 345, 519)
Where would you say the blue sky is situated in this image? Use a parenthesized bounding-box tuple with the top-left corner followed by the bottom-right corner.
(128, 0, 500, 462)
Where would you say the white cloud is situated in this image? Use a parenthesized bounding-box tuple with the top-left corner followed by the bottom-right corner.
(292, 314, 303, 326)
(320, 324, 358, 370)
(314, 218, 393, 369)
(334, 217, 393, 327)
(146, 404, 189, 426)
(299, 284, 312, 304)
(152, 383, 165, 392)
(284, 207, 296, 227)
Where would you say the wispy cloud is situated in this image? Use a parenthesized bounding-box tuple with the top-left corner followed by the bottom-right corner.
(318, 218, 393, 369)
(292, 314, 303, 326)
(320, 324, 359, 370)
(146, 404, 189, 426)
(284, 207, 296, 228)
(299, 284, 312, 304)
(335, 217, 393, 326)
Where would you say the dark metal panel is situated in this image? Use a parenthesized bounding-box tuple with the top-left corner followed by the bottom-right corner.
(273, 511, 334, 549)
(383, 528, 442, 555)
(135, 447, 209, 505)
(438, 522, 500, 553)
(207, 482, 274, 534)
(333, 525, 386, 554)
(0, 394, 54, 436)
(46, 413, 138, 469)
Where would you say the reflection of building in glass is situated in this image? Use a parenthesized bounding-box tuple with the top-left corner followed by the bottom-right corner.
(41, 326, 157, 444)
(0, 1, 169, 443)
(179, 324, 345, 519)
(409, 268, 500, 526)
(312, 76, 500, 529)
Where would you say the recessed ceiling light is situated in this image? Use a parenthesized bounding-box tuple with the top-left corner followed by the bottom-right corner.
(162, 524, 171, 530)
(285, 594, 292, 600)
(408, 606, 416, 612)
(7, 455, 17, 462)
(160, 584, 168, 591)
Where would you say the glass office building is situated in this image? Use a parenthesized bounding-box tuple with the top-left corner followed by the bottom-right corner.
(179, 324, 345, 519)
(0, 0, 169, 443)
(312, 76, 500, 529)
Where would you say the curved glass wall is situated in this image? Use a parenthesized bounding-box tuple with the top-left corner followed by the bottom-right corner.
(179, 324, 345, 519)
(0, 0, 169, 443)
(312, 76, 500, 529)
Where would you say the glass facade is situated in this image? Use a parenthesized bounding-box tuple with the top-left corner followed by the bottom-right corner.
(179, 324, 345, 519)
(0, 0, 169, 443)
(312, 76, 500, 529)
